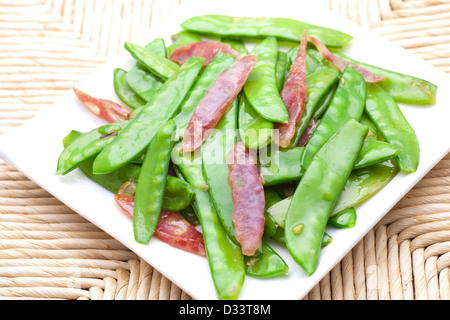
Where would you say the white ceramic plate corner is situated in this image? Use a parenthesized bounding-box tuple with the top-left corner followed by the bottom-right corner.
(1, 0, 450, 300)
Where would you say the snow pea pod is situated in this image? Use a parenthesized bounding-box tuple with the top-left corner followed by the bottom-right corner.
(244, 241, 289, 278)
(62, 130, 194, 212)
(173, 51, 236, 141)
(181, 15, 353, 48)
(124, 42, 179, 81)
(328, 207, 357, 229)
(285, 119, 368, 275)
(302, 65, 367, 169)
(113, 68, 146, 109)
(133, 120, 176, 244)
(221, 38, 248, 55)
(276, 50, 287, 92)
(259, 146, 304, 186)
(173, 143, 245, 300)
(365, 84, 420, 173)
(354, 139, 399, 170)
(56, 120, 130, 175)
(243, 37, 289, 123)
(93, 57, 204, 174)
(334, 52, 437, 105)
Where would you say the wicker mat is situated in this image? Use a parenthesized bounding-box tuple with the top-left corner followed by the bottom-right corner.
(0, 0, 449, 300)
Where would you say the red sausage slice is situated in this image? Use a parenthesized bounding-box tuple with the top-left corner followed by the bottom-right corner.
(227, 142, 265, 256)
(169, 41, 241, 66)
(182, 55, 258, 152)
(308, 36, 386, 83)
(274, 30, 308, 148)
(114, 194, 206, 257)
(74, 88, 131, 123)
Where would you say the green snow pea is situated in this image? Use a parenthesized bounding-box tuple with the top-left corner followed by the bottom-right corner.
(259, 146, 304, 186)
(285, 119, 368, 275)
(354, 140, 399, 170)
(173, 143, 245, 300)
(302, 65, 367, 169)
(244, 241, 289, 278)
(311, 81, 338, 120)
(328, 207, 357, 229)
(243, 37, 289, 123)
(221, 38, 249, 55)
(181, 15, 353, 48)
(133, 120, 176, 244)
(93, 57, 204, 174)
(202, 100, 238, 239)
(276, 50, 288, 92)
(263, 188, 282, 238)
(173, 51, 236, 141)
(365, 84, 420, 173)
(124, 42, 179, 81)
(334, 52, 437, 105)
(56, 120, 130, 175)
(333, 159, 399, 214)
(62, 130, 194, 212)
(167, 31, 202, 55)
(113, 68, 146, 109)
(125, 38, 167, 102)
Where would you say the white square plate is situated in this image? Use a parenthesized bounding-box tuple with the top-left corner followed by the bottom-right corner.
(1, 0, 449, 300)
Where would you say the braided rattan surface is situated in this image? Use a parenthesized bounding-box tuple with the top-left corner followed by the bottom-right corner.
(0, 0, 449, 300)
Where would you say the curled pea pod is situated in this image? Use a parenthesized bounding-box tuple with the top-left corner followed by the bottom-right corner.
(328, 207, 357, 229)
(243, 37, 289, 123)
(263, 188, 282, 238)
(172, 143, 245, 300)
(173, 51, 236, 141)
(113, 68, 146, 109)
(259, 146, 304, 186)
(275, 50, 288, 92)
(62, 130, 194, 212)
(354, 139, 399, 170)
(365, 83, 420, 173)
(124, 42, 180, 81)
(93, 57, 204, 174)
(244, 241, 289, 278)
(181, 15, 353, 48)
(302, 65, 367, 169)
(285, 119, 368, 275)
(334, 52, 437, 105)
(56, 120, 130, 175)
(133, 120, 176, 244)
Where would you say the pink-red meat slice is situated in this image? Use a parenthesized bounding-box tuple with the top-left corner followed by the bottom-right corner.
(169, 41, 241, 66)
(227, 142, 265, 256)
(182, 55, 258, 152)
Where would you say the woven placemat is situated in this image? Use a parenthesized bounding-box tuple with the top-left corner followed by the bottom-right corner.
(0, 0, 449, 300)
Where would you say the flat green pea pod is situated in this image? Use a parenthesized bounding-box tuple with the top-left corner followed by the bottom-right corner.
(365, 84, 420, 173)
(133, 120, 176, 244)
(62, 130, 194, 212)
(113, 68, 146, 109)
(311, 82, 338, 120)
(334, 52, 437, 105)
(263, 188, 282, 238)
(167, 31, 202, 55)
(56, 120, 130, 175)
(276, 51, 287, 92)
(93, 57, 204, 174)
(181, 15, 352, 48)
(221, 38, 248, 55)
(124, 42, 179, 81)
(285, 119, 368, 275)
(354, 140, 399, 170)
(244, 241, 289, 278)
(328, 207, 357, 229)
(243, 37, 289, 123)
(173, 143, 245, 300)
(173, 51, 236, 141)
(259, 146, 304, 186)
(302, 65, 367, 169)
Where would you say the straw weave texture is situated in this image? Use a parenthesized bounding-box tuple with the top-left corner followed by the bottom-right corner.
(0, 0, 449, 300)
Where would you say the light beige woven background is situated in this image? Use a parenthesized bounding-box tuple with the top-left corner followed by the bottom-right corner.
(0, 0, 449, 300)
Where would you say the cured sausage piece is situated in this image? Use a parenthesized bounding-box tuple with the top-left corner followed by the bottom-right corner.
(182, 55, 258, 152)
(73, 88, 131, 123)
(114, 194, 206, 257)
(227, 142, 265, 256)
(169, 41, 241, 66)
(274, 30, 308, 148)
(308, 36, 386, 83)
